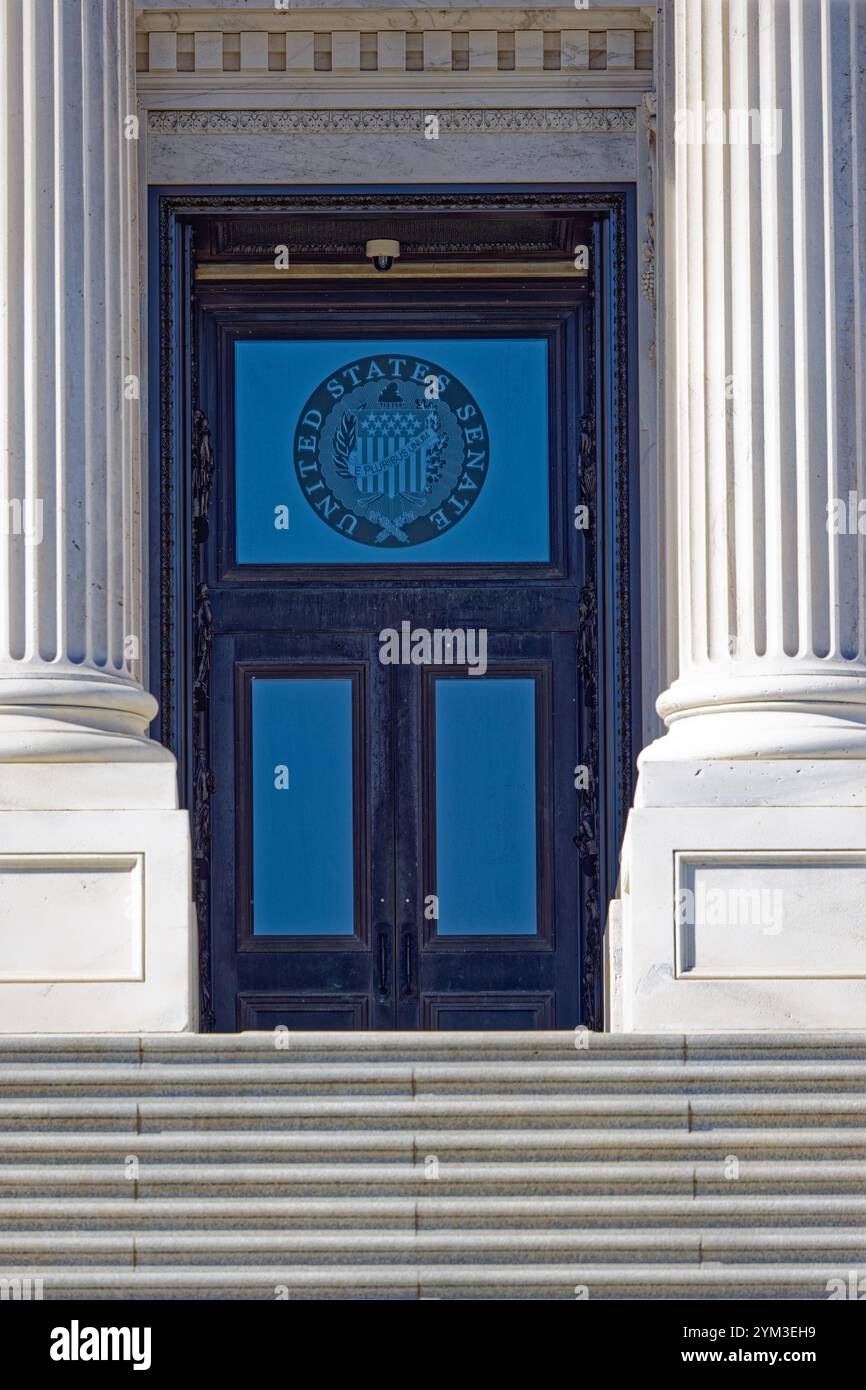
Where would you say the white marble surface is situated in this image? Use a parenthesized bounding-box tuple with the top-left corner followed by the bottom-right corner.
(332, 31, 362, 73)
(148, 30, 177, 71)
(378, 29, 407, 72)
(605, 29, 635, 69)
(137, 2, 652, 25)
(467, 30, 498, 71)
(148, 130, 636, 184)
(240, 30, 268, 74)
(0, 854, 144, 982)
(638, 760, 866, 809)
(0, 812, 193, 1032)
(515, 30, 544, 69)
(193, 30, 222, 71)
(677, 854, 866, 978)
(0, 761, 180, 813)
(422, 31, 452, 72)
(561, 30, 590, 70)
(286, 31, 315, 72)
(616, 807, 866, 1031)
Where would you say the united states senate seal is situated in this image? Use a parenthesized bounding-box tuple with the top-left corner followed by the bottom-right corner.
(293, 353, 490, 547)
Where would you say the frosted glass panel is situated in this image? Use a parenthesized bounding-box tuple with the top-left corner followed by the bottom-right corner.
(252, 678, 354, 935)
(435, 678, 537, 935)
(235, 338, 550, 564)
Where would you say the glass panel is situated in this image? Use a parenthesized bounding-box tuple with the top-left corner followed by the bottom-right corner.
(251, 677, 355, 935)
(235, 338, 550, 564)
(434, 678, 537, 935)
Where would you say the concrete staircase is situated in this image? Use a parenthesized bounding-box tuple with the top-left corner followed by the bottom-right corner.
(0, 1032, 864, 1300)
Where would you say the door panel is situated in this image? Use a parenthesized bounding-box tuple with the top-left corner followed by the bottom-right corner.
(396, 639, 579, 1029)
(211, 634, 395, 1031)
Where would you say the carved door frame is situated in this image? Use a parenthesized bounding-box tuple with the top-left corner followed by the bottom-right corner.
(150, 186, 640, 1030)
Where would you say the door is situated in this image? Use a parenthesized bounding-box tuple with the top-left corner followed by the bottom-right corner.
(198, 287, 594, 1030)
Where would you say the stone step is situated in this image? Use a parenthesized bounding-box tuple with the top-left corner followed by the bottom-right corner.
(1, 1160, 865, 1199)
(1, 1126, 866, 1162)
(0, 1262, 852, 1299)
(1, 1031, 865, 1064)
(1, 1226, 864, 1267)
(5, 1061, 866, 1096)
(3, 1193, 862, 1230)
(2, 1034, 863, 1300)
(3, 1093, 866, 1131)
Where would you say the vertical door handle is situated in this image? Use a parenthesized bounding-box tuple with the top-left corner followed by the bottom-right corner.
(401, 928, 415, 998)
(376, 924, 390, 1000)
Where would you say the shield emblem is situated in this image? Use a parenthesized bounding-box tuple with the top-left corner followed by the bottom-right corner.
(355, 401, 427, 501)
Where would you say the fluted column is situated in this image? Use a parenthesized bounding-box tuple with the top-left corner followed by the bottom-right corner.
(649, 0, 866, 758)
(0, 0, 165, 762)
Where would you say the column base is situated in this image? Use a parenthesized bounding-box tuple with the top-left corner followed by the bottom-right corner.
(0, 762, 196, 1033)
(653, 671, 866, 758)
(606, 761, 866, 1032)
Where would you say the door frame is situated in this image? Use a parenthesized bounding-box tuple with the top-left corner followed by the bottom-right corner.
(150, 185, 641, 1031)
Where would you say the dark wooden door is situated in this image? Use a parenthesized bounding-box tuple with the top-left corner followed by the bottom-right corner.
(199, 281, 592, 1031)
(210, 631, 396, 1029)
(394, 636, 579, 1029)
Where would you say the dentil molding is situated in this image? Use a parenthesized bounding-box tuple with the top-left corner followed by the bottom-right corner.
(136, 16, 653, 82)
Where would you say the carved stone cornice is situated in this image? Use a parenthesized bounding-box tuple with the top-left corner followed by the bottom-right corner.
(148, 107, 637, 136)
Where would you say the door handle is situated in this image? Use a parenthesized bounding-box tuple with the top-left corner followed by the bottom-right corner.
(401, 928, 415, 998)
(376, 924, 391, 1000)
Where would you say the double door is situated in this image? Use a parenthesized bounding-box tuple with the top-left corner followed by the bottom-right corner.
(200, 309, 593, 1030)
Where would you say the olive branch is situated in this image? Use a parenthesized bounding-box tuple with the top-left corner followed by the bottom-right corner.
(332, 411, 357, 478)
(424, 429, 449, 493)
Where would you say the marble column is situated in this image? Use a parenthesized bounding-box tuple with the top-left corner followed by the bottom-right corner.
(0, 0, 168, 766)
(647, 0, 866, 760)
(0, 1, 192, 1032)
(610, 0, 866, 1032)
